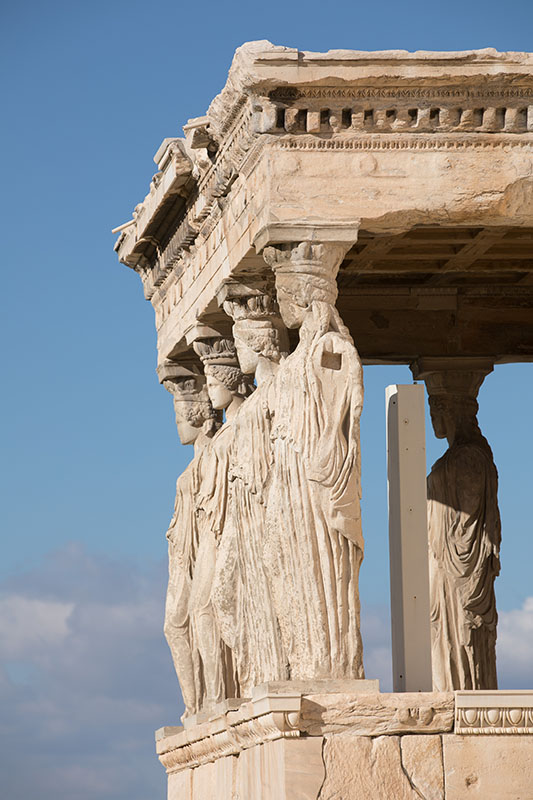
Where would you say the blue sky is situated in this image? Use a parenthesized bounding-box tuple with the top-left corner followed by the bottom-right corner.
(2, 1, 533, 797)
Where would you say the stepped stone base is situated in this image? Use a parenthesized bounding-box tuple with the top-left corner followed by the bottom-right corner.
(156, 685, 533, 799)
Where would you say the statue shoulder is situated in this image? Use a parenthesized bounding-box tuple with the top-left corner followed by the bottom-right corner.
(311, 330, 362, 377)
(449, 442, 492, 474)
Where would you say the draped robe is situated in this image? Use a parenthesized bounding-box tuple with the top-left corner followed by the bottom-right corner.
(427, 439, 501, 690)
(264, 320, 365, 679)
(164, 434, 209, 716)
(214, 382, 287, 694)
(191, 423, 239, 707)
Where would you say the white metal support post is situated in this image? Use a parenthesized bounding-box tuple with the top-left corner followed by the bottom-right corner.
(386, 384, 432, 692)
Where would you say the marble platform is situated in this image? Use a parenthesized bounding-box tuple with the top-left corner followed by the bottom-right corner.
(156, 685, 533, 799)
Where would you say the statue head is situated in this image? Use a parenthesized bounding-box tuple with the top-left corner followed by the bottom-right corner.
(193, 337, 254, 412)
(263, 243, 341, 329)
(428, 395, 479, 440)
(163, 373, 219, 445)
(222, 292, 289, 374)
(425, 370, 483, 444)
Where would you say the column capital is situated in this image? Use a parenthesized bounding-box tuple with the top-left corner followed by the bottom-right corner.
(217, 280, 281, 323)
(411, 357, 494, 400)
(253, 221, 360, 253)
(411, 356, 494, 379)
(216, 279, 273, 306)
(262, 240, 349, 275)
(157, 359, 203, 388)
(262, 241, 351, 326)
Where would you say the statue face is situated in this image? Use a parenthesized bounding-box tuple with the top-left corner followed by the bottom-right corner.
(429, 400, 448, 440)
(206, 374, 233, 410)
(234, 335, 259, 374)
(276, 282, 305, 329)
(174, 414, 200, 445)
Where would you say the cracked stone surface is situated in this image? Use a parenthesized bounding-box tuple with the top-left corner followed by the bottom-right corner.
(319, 734, 424, 799)
(401, 735, 444, 800)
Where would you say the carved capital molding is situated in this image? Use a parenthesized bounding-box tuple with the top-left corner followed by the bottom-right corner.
(216, 278, 274, 308)
(156, 690, 302, 774)
(455, 691, 533, 734)
(157, 361, 205, 395)
(411, 357, 494, 400)
(254, 221, 359, 253)
(263, 240, 349, 272)
(216, 282, 290, 360)
(192, 336, 241, 368)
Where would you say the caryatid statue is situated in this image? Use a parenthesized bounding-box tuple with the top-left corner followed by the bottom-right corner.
(159, 363, 220, 718)
(214, 285, 290, 694)
(262, 242, 365, 681)
(414, 360, 501, 691)
(189, 336, 254, 707)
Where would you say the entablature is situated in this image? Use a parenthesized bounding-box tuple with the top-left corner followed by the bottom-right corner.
(114, 41, 533, 366)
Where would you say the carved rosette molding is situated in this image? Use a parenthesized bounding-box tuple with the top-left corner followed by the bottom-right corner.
(455, 690, 533, 734)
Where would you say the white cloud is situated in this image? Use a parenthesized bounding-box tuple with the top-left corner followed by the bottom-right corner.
(497, 596, 533, 688)
(0, 595, 74, 657)
(0, 544, 179, 800)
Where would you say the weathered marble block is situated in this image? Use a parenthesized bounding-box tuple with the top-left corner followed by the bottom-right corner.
(320, 733, 444, 800)
(299, 691, 454, 736)
(443, 735, 533, 799)
(157, 689, 533, 799)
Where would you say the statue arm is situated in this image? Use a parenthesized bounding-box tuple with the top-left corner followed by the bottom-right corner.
(307, 332, 364, 547)
(306, 332, 363, 482)
(195, 433, 230, 540)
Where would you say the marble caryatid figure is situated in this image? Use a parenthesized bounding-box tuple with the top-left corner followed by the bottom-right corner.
(189, 337, 254, 708)
(423, 366, 501, 691)
(262, 242, 365, 680)
(214, 287, 290, 694)
(161, 366, 220, 718)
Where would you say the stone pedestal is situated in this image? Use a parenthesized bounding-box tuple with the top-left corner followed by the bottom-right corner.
(156, 687, 533, 799)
